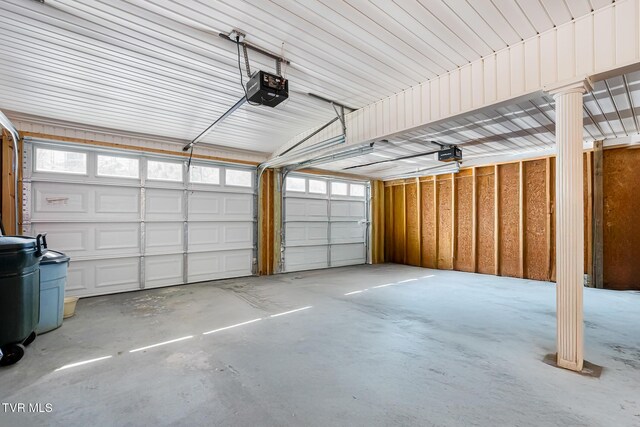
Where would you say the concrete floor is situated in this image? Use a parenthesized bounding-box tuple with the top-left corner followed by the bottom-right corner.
(1, 264, 639, 426)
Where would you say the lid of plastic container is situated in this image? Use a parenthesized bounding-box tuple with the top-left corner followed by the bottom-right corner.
(41, 250, 70, 265)
(0, 235, 37, 251)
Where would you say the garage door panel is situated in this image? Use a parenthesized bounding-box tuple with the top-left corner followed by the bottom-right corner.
(66, 258, 141, 297)
(95, 187, 139, 215)
(224, 196, 253, 217)
(285, 198, 328, 221)
(285, 223, 329, 246)
(188, 222, 253, 251)
(31, 222, 140, 257)
(146, 189, 183, 221)
(31, 222, 89, 254)
(94, 224, 140, 252)
(331, 200, 366, 220)
(187, 249, 252, 282)
(146, 222, 183, 254)
(189, 192, 253, 221)
(331, 244, 366, 267)
(145, 254, 183, 288)
(32, 182, 90, 219)
(330, 222, 365, 244)
(284, 246, 328, 271)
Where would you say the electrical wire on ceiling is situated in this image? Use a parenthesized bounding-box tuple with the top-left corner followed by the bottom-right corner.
(235, 35, 262, 107)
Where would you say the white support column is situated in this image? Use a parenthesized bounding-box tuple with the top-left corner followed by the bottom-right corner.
(547, 78, 592, 372)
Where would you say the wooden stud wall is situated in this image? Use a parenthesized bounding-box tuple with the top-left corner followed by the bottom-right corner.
(258, 169, 276, 275)
(1, 130, 21, 235)
(370, 180, 386, 264)
(382, 151, 619, 286)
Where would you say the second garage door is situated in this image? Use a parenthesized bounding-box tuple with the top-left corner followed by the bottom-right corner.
(282, 173, 369, 272)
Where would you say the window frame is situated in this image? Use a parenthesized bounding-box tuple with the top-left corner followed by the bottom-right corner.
(146, 159, 183, 182)
(34, 147, 88, 176)
(189, 164, 221, 185)
(96, 153, 140, 179)
(224, 168, 253, 188)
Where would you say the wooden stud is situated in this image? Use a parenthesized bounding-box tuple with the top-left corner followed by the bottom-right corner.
(451, 172, 456, 265)
(389, 183, 394, 262)
(586, 151, 593, 285)
(593, 140, 604, 289)
(519, 161, 525, 278)
(403, 181, 407, 265)
(471, 167, 477, 272)
(546, 157, 552, 281)
(416, 177, 422, 265)
(494, 164, 500, 276)
(433, 175, 439, 269)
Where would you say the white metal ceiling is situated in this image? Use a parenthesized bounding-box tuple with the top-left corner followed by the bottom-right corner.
(0, 0, 608, 154)
(319, 70, 640, 179)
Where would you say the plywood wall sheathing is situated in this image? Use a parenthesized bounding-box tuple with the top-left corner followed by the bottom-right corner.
(549, 157, 557, 282)
(391, 185, 406, 264)
(603, 148, 640, 290)
(498, 163, 520, 277)
(384, 185, 393, 262)
(405, 181, 421, 266)
(454, 169, 474, 272)
(523, 160, 549, 281)
(437, 174, 453, 269)
(421, 179, 437, 268)
(370, 180, 386, 264)
(378, 146, 640, 290)
(475, 167, 495, 274)
(518, 162, 525, 278)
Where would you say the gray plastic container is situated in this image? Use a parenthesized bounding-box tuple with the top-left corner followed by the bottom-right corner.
(37, 250, 70, 334)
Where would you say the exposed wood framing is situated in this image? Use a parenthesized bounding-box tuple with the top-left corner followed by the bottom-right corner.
(586, 151, 593, 285)
(258, 169, 275, 275)
(518, 161, 525, 278)
(433, 175, 439, 269)
(379, 144, 639, 290)
(403, 182, 407, 265)
(451, 172, 456, 264)
(1, 130, 21, 235)
(416, 177, 422, 265)
(471, 167, 477, 272)
(593, 140, 604, 289)
(546, 157, 552, 281)
(370, 180, 385, 264)
(494, 164, 499, 275)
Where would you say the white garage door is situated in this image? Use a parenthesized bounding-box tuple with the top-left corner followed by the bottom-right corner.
(22, 140, 256, 297)
(282, 173, 369, 272)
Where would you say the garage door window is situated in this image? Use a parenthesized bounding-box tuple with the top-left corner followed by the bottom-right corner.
(147, 160, 182, 181)
(350, 184, 365, 197)
(309, 179, 327, 194)
(226, 169, 252, 187)
(190, 165, 220, 184)
(286, 177, 306, 192)
(331, 182, 348, 196)
(97, 154, 139, 178)
(35, 148, 86, 175)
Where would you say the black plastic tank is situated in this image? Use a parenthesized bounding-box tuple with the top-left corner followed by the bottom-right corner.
(0, 234, 47, 366)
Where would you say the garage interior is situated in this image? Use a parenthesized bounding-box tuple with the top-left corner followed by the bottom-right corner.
(1, 1, 639, 426)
